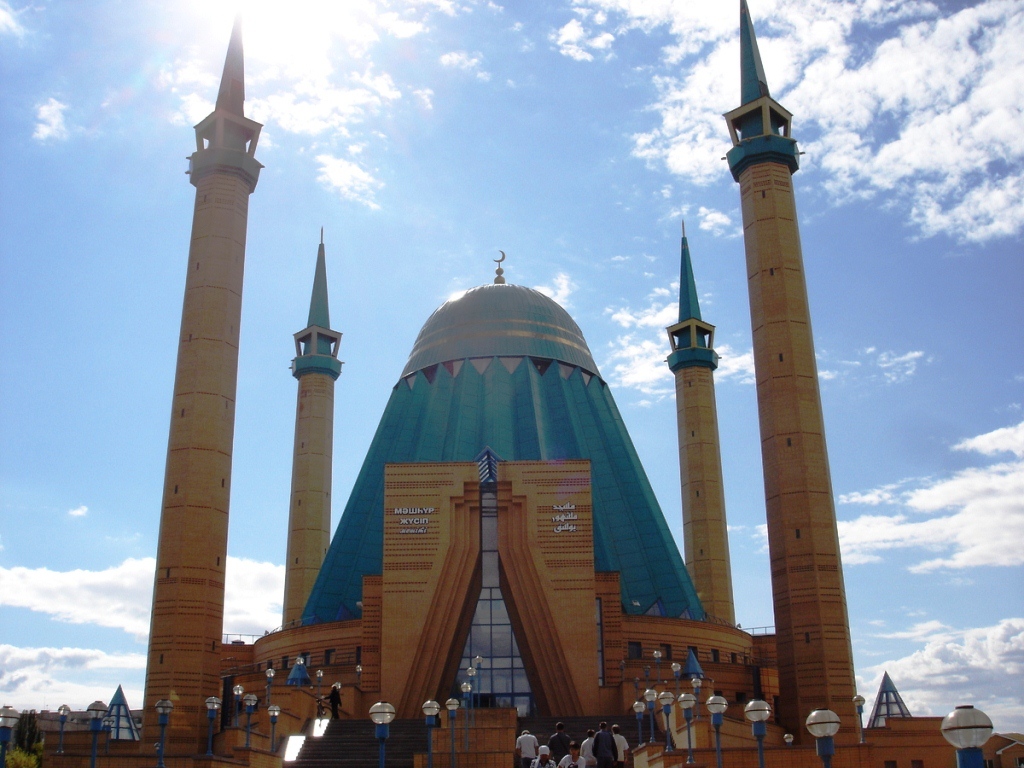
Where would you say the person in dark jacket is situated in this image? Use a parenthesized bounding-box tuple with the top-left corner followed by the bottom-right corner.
(593, 722, 617, 768)
(328, 682, 342, 719)
(548, 722, 572, 763)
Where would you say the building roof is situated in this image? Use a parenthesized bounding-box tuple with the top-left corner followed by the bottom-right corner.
(402, 283, 598, 377)
(304, 282, 704, 623)
(867, 671, 913, 728)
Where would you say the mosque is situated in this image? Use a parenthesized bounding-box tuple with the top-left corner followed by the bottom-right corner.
(38, 3, 965, 768)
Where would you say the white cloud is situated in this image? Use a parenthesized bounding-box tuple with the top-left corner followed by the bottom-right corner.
(859, 618, 1024, 731)
(533, 272, 576, 307)
(0, 1, 24, 37)
(603, 286, 755, 396)
(838, 419, 1024, 570)
(569, 0, 1024, 242)
(68, 505, 88, 517)
(696, 205, 734, 236)
(875, 349, 927, 383)
(0, 556, 285, 640)
(0, 644, 146, 711)
(553, 18, 603, 62)
(316, 154, 383, 209)
(955, 420, 1024, 458)
(439, 51, 491, 81)
(33, 98, 70, 141)
(413, 88, 434, 110)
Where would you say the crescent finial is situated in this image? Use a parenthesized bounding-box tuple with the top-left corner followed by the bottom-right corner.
(493, 250, 507, 284)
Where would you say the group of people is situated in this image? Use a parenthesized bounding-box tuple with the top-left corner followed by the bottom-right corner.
(515, 722, 630, 768)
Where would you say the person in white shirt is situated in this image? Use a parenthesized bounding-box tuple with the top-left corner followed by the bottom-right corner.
(611, 725, 629, 768)
(517, 730, 540, 768)
(531, 746, 557, 768)
(558, 741, 587, 768)
(580, 729, 597, 767)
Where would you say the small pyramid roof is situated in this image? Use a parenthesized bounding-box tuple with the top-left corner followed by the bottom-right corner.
(867, 671, 912, 728)
(105, 685, 140, 741)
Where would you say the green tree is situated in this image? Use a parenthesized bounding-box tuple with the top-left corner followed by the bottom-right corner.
(9, 711, 43, 768)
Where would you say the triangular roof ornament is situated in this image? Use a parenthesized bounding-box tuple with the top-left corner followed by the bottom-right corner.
(867, 671, 913, 728)
(286, 656, 313, 686)
(677, 219, 702, 323)
(476, 447, 502, 483)
(740, 0, 771, 105)
(105, 685, 140, 741)
(216, 15, 246, 116)
(683, 647, 705, 679)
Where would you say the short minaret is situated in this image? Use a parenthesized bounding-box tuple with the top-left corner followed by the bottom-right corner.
(723, 0, 856, 740)
(283, 234, 342, 626)
(666, 222, 735, 625)
(144, 17, 262, 751)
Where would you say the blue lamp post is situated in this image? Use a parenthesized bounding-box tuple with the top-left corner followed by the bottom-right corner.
(87, 700, 107, 768)
(805, 709, 841, 768)
(671, 662, 682, 697)
(460, 682, 472, 750)
(369, 701, 396, 768)
(154, 699, 173, 768)
(57, 704, 70, 754)
(205, 696, 221, 756)
(232, 684, 244, 727)
(0, 705, 20, 768)
(658, 691, 675, 753)
(466, 666, 477, 724)
(853, 694, 866, 744)
(940, 705, 993, 768)
(744, 699, 771, 768)
(652, 650, 663, 684)
(267, 705, 281, 753)
(643, 689, 657, 747)
(705, 695, 728, 768)
(445, 698, 460, 768)
(243, 693, 257, 748)
(678, 692, 696, 763)
(316, 669, 323, 700)
(632, 700, 645, 746)
(103, 716, 113, 754)
(265, 668, 275, 707)
(422, 700, 441, 768)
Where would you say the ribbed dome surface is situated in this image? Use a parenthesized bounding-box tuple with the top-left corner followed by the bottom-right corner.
(402, 283, 599, 377)
(304, 282, 704, 626)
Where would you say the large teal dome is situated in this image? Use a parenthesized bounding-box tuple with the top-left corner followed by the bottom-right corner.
(402, 283, 598, 377)
(304, 282, 703, 624)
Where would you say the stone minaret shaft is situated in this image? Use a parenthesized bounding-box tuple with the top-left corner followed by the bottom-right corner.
(143, 18, 262, 750)
(283, 237, 342, 626)
(666, 224, 735, 625)
(724, 0, 856, 740)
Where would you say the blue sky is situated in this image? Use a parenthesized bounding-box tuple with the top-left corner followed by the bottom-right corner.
(1, 0, 1022, 733)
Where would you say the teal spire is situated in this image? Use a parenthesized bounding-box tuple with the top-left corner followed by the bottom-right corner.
(216, 16, 246, 116)
(666, 222, 717, 371)
(307, 229, 331, 329)
(740, 0, 770, 105)
(678, 220, 702, 323)
(291, 231, 342, 380)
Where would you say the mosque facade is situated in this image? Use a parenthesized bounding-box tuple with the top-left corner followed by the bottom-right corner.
(51, 4, 960, 768)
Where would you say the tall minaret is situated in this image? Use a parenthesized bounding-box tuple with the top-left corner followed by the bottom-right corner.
(723, 0, 856, 740)
(666, 222, 735, 625)
(283, 234, 342, 626)
(143, 18, 262, 750)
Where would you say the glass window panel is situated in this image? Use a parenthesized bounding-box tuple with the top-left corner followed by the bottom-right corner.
(482, 552, 499, 587)
(493, 657, 512, 668)
(471, 625, 491, 654)
(492, 599, 509, 625)
(493, 668, 512, 693)
(474, 600, 490, 625)
(492, 625, 512, 656)
(481, 515, 498, 549)
(513, 669, 529, 691)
